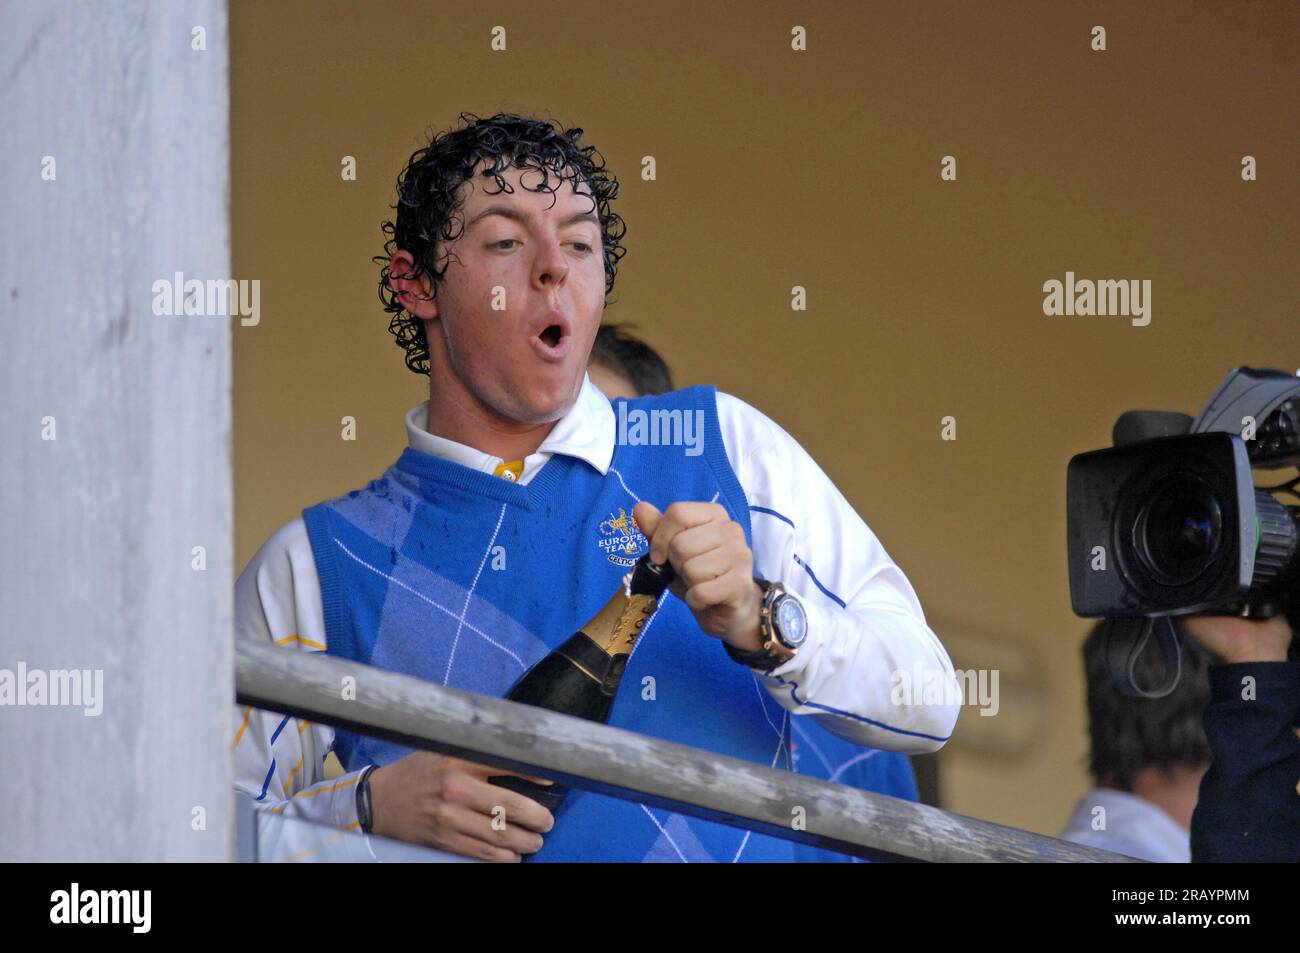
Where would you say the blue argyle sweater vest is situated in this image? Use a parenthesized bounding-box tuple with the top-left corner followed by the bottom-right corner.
(301, 384, 916, 862)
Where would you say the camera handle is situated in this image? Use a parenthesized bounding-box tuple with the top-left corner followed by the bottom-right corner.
(1103, 615, 1183, 698)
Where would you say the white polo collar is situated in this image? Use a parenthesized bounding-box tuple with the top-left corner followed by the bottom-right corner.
(403, 370, 615, 479)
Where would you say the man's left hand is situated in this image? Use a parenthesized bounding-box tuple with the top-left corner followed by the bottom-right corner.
(632, 501, 764, 652)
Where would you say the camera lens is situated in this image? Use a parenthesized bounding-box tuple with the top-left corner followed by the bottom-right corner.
(1134, 474, 1222, 586)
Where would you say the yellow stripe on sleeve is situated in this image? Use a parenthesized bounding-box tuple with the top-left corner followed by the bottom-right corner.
(292, 776, 360, 799)
(284, 754, 305, 793)
(231, 706, 252, 751)
(275, 633, 327, 651)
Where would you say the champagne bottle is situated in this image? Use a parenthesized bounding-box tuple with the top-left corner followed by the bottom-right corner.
(487, 554, 676, 822)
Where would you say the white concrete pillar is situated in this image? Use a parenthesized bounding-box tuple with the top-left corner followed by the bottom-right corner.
(0, 0, 232, 860)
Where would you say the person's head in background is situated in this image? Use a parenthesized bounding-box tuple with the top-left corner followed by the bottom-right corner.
(587, 323, 675, 399)
(1084, 617, 1213, 829)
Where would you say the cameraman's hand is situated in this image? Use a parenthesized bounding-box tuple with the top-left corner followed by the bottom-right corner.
(1178, 612, 1294, 664)
(368, 752, 555, 862)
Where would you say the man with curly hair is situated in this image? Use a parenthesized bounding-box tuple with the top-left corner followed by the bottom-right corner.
(234, 112, 959, 862)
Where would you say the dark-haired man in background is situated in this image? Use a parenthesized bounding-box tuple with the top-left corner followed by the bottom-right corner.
(233, 112, 958, 862)
(587, 322, 675, 399)
(1063, 612, 1300, 862)
(1060, 618, 1214, 862)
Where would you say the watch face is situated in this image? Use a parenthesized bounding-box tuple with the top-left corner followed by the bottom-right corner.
(774, 595, 807, 648)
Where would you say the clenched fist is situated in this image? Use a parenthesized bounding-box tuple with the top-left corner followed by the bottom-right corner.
(632, 501, 765, 653)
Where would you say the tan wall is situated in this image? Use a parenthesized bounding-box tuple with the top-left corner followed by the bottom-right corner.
(231, 0, 1300, 836)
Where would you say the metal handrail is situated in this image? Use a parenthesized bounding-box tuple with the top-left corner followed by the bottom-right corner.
(235, 639, 1140, 863)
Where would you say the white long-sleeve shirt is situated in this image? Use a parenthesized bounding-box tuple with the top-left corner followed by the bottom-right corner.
(232, 372, 960, 832)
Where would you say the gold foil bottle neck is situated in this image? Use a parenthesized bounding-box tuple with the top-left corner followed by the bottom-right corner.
(582, 586, 660, 657)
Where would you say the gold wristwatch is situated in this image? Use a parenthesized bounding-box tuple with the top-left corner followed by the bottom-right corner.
(723, 579, 808, 671)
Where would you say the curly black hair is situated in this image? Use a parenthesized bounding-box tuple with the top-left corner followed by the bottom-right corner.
(374, 112, 627, 375)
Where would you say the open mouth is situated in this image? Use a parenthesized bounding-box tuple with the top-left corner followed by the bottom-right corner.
(529, 313, 571, 362)
(538, 324, 563, 349)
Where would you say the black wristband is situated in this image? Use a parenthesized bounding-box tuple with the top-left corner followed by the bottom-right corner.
(724, 639, 783, 671)
(356, 764, 378, 834)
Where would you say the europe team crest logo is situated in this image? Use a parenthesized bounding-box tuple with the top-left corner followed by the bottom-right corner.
(596, 506, 650, 567)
